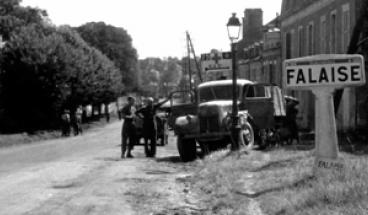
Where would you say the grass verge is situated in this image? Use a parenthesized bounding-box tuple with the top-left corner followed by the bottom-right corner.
(187, 147, 368, 215)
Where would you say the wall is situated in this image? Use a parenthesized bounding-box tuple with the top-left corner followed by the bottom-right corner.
(281, 0, 359, 130)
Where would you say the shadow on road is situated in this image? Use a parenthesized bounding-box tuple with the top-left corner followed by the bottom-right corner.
(156, 156, 182, 163)
(95, 157, 121, 162)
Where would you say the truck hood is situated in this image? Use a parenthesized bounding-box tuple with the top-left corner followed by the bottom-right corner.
(199, 100, 237, 116)
(199, 100, 239, 107)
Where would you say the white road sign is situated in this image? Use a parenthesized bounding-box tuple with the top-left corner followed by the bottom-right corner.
(283, 54, 366, 175)
(284, 54, 365, 89)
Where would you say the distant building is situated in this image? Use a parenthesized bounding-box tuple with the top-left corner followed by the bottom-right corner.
(280, 0, 366, 130)
(238, 42, 264, 82)
(262, 16, 282, 86)
(237, 10, 282, 86)
(237, 9, 264, 57)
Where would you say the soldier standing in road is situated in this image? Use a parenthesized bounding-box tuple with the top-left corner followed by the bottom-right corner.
(72, 106, 83, 136)
(136, 96, 171, 157)
(285, 97, 300, 145)
(61, 110, 71, 137)
(121, 96, 137, 158)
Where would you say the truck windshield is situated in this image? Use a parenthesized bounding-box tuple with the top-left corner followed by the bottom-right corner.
(199, 85, 240, 102)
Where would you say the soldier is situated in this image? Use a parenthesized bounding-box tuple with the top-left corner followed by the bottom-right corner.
(121, 96, 137, 158)
(61, 110, 71, 137)
(136, 96, 171, 157)
(285, 96, 300, 145)
(72, 106, 83, 136)
(104, 104, 110, 123)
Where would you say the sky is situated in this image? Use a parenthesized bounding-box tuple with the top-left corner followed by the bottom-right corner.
(22, 0, 282, 59)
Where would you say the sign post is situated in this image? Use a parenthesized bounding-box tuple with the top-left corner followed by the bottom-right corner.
(284, 54, 365, 174)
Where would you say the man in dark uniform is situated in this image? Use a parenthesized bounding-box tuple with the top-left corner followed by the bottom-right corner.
(72, 106, 83, 136)
(61, 110, 71, 137)
(136, 96, 170, 157)
(285, 97, 300, 145)
(121, 96, 137, 158)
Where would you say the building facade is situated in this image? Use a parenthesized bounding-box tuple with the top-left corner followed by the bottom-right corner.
(280, 0, 366, 130)
(237, 11, 282, 86)
(262, 26, 282, 86)
(237, 8, 264, 58)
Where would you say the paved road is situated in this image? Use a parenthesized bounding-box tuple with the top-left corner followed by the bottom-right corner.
(0, 121, 200, 215)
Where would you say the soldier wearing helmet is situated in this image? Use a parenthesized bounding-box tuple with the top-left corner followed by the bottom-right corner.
(136, 96, 171, 157)
(121, 96, 137, 158)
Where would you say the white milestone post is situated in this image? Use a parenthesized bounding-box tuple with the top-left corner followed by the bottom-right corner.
(284, 54, 366, 175)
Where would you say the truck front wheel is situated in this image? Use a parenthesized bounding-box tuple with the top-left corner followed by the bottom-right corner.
(240, 122, 255, 149)
(177, 136, 197, 162)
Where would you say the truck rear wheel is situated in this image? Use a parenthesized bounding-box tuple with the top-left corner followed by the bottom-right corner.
(177, 136, 197, 162)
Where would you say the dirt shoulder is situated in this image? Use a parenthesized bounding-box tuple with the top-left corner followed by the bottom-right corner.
(184, 147, 368, 215)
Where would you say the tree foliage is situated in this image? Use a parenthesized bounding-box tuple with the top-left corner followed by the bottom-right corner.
(0, 1, 123, 132)
(138, 57, 182, 97)
(76, 22, 138, 91)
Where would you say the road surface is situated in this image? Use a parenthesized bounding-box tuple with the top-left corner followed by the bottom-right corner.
(0, 121, 201, 215)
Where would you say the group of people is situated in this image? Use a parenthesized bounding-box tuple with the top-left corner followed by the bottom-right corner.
(121, 95, 170, 159)
(61, 107, 83, 137)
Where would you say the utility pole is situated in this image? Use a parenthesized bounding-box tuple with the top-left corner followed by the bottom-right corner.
(186, 33, 192, 91)
(186, 31, 203, 83)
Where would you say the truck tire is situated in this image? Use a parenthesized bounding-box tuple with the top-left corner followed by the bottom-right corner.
(240, 122, 255, 148)
(177, 136, 197, 162)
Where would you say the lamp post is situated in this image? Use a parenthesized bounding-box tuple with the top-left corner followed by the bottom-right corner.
(227, 13, 241, 151)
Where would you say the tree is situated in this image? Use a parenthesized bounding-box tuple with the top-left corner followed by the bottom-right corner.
(0, 0, 47, 40)
(0, 23, 122, 132)
(138, 57, 182, 97)
(76, 22, 138, 92)
(0, 2, 124, 132)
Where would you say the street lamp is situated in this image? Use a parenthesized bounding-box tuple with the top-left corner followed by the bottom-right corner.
(227, 13, 241, 151)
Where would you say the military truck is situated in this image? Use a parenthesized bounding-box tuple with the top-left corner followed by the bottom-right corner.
(169, 79, 286, 162)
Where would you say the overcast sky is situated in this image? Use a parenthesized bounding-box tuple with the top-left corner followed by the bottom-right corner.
(22, 0, 282, 59)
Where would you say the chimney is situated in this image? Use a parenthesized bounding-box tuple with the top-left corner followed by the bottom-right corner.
(242, 9, 263, 46)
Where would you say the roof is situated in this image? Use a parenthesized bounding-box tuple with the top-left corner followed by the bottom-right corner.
(198, 79, 254, 88)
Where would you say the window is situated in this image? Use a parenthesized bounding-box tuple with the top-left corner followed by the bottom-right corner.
(342, 4, 350, 52)
(199, 85, 242, 102)
(269, 63, 274, 84)
(330, 11, 337, 53)
(307, 22, 314, 55)
(285, 32, 292, 59)
(320, 16, 327, 53)
(244, 85, 268, 98)
(245, 86, 255, 97)
(298, 26, 304, 57)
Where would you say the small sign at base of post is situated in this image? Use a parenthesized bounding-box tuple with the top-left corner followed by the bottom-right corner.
(284, 54, 366, 175)
(313, 157, 344, 173)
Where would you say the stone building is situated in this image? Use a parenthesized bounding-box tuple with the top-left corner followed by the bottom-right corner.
(263, 17, 282, 86)
(280, 0, 366, 130)
(237, 9, 264, 57)
(238, 42, 264, 82)
(237, 11, 282, 86)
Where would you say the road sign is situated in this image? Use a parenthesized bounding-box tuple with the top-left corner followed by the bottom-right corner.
(283, 54, 366, 175)
(201, 50, 232, 81)
(284, 54, 365, 89)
